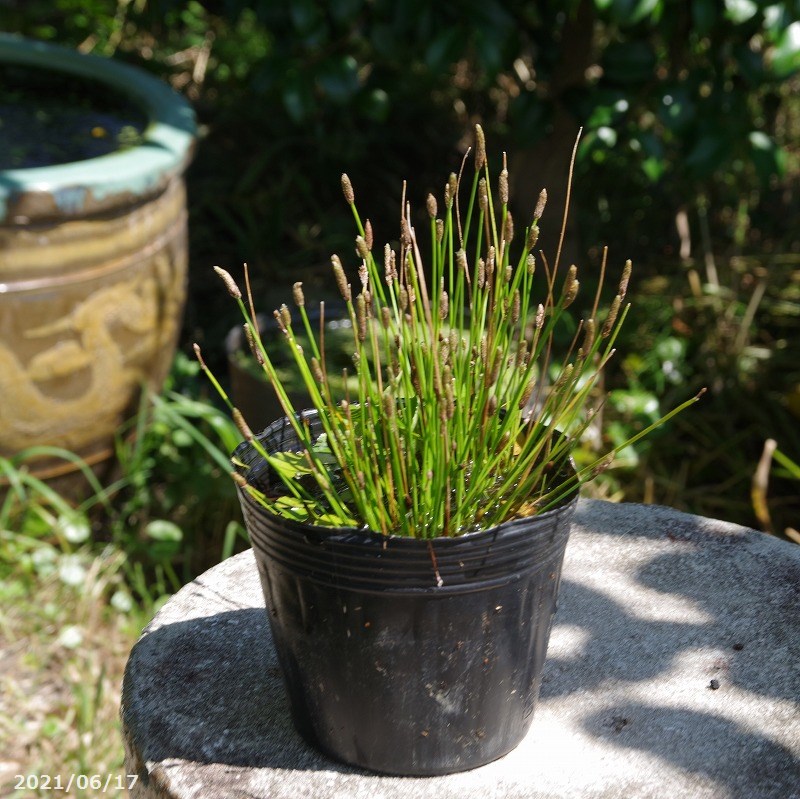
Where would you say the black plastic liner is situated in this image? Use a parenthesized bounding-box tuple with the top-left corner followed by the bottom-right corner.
(234, 411, 577, 776)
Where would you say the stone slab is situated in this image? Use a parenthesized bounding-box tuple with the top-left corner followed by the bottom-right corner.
(121, 499, 800, 798)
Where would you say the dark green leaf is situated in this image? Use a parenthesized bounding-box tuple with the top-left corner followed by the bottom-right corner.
(724, 0, 759, 24)
(692, 0, 717, 35)
(330, 0, 363, 24)
(628, 0, 663, 26)
(596, 0, 662, 26)
(289, 0, 323, 34)
(769, 22, 800, 78)
(749, 131, 786, 183)
(602, 41, 657, 83)
(474, 28, 506, 78)
(684, 133, 731, 175)
(282, 73, 315, 123)
(734, 43, 766, 84)
(316, 56, 360, 104)
(145, 520, 183, 542)
(657, 86, 695, 133)
(508, 93, 552, 144)
(424, 28, 462, 73)
(356, 88, 390, 122)
(638, 129, 665, 159)
(641, 156, 665, 181)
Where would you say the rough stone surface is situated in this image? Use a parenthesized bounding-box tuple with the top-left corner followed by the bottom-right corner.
(121, 500, 800, 799)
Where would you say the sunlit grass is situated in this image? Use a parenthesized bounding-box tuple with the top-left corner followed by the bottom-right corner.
(0, 543, 150, 799)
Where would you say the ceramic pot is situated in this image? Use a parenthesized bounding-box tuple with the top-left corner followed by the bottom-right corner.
(0, 34, 195, 487)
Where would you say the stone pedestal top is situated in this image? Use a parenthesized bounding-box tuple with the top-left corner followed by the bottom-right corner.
(121, 499, 800, 799)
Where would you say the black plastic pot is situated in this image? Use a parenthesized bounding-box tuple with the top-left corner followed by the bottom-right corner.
(234, 411, 577, 776)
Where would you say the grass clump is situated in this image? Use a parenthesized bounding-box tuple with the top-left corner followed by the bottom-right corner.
(199, 126, 703, 538)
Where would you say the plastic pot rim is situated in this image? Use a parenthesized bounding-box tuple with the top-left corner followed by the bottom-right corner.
(233, 409, 580, 545)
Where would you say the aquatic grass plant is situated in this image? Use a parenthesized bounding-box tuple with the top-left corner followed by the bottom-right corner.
(197, 126, 703, 538)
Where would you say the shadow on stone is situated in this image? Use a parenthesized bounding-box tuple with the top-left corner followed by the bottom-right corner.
(122, 608, 356, 772)
(551, 501, 800, 705)
(582, 702, 800, 799)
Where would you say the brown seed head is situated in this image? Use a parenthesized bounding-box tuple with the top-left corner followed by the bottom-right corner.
(444, 173, 456, 209)
(479, 178, 488, 213)
(444, 365, 454, 418)
(365, 219, 374, 251)
(534, 188, 547, 220)
(426, 193, 438, 219)
(193, 342, 207, 370)
(554, 363, 574, 391)
(503, 210, 514, 244)
(489, 346, 502, 385)
(292, 281, 305, 307)
(341, 173, 355, 204)
(232, 408, 253, 442)
(519, 377, 536, 409)
(475, 124, 487, 171)
(516, 338, 528, 367)
(331, 255, 351, 302)
(582, 318, 596, 352)
(563, 265, 579, 308)
(356, 294, 367, 341)
(448, 173, 458, 205)
(436, 218, 444, 243)
(358, 262, 369, 290)
(512, 290, 521, 323)
(486, 246, 496, 279)
(535, 303, 545, 329)
(213, 266, 242, 299)
(243, 323, 264, 365)
(602, 295, 622, 338)
(382, 392, 396, 419)
(273, 308, 285, 333)
(526, 253, 536, 275)
(439, 290, 449, 320)
(439, 335, 450, 364)
(457, 248, 468, 276)
(400, 215, 412, 248)
(356, 235, 369, 260)
(385, 245, 398, 284)
(499, 168, 509, 205)
(311, 356, 323, 383)
(527, 225, 539, 251)
(619, 259, 632, 300)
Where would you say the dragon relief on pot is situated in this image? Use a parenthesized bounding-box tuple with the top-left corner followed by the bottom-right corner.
(0, 251, 184, 456)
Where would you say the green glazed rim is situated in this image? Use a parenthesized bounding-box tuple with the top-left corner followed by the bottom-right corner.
(0, 34, 196, 222)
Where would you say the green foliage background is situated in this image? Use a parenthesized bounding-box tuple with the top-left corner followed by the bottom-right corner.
(3, 0, 799, 538)
(3, 5, 798, 790)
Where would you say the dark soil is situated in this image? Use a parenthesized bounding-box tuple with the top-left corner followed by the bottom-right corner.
(0, 62, 147, 169)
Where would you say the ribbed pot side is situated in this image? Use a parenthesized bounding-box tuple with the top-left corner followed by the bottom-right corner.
(0, 35, 195, 483)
